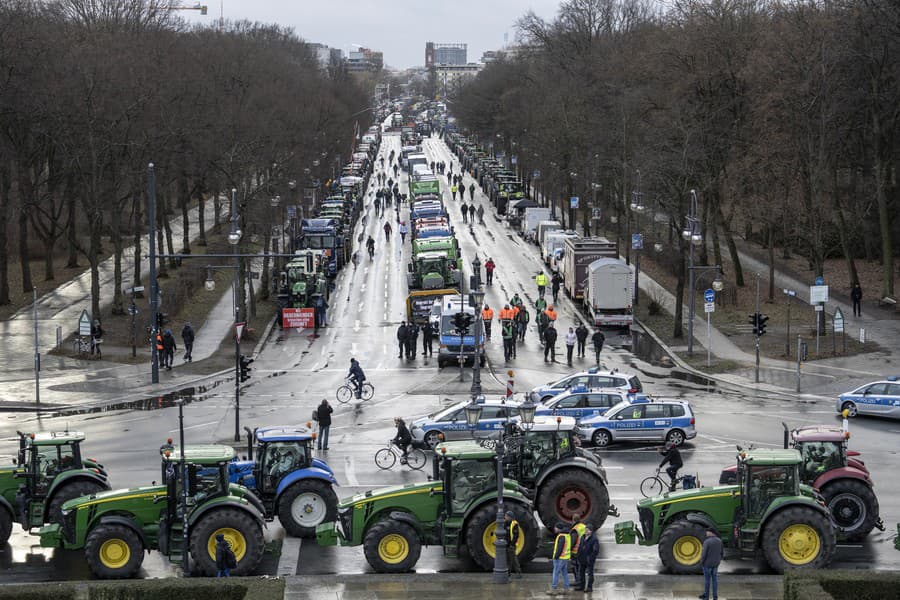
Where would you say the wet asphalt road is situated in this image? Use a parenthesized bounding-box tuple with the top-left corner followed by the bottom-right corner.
(0, 132, 898, 582)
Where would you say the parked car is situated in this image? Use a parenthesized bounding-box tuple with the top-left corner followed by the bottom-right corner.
(529, 368, 643, 403)
(837, 377, 900, 419)
(410, 400, 522, 448)
(576, 397, 696, 447)
(536, 386, 646, 422)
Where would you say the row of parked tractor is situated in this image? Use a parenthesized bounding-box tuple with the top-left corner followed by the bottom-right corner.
(0, 408, 889, 579)
(445, 133, 525, 216)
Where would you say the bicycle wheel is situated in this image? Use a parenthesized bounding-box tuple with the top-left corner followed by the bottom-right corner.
(374, 448, 396, 470)
(361, 383, 375, 400)
(405, 449, 427, 470)
(336, 385, 353, 404)
(640, 476, 665, 498)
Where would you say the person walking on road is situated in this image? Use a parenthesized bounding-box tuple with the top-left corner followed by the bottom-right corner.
(536, 309, 550, 344)
(399, 221, 408, 244)
(565, 327, 577, 367)
(505, 511, 522, 578)
(700, 529, 724, 600)
(461, 203, 468, 223)
(544, 322, 558, 362)
(851, 282, 862, 317)
(316, 399, 333, 450)
(481, 304, 494, 340)
(578, 524, 599, 593)
(544, 304, 558, 324)
(161, 329, 177, 370)
(575, 322, 588, 358)
(502, 318, 516, 362)
(549, 523, 571, 595)
(551, 272, 563, 303)
(396, 321, 408, 359)
(484, 258, 496, 285)
(451, 184, 458, 201)
(181, 322, 195, 362)
(90, 319, 104, 357)
(383, 221, 392, 243)
(592, 329, 605, 365)
(535, 296, 547, 314)
(476, 204, 485, 225)
(421, 321, 434, 357)
(469, 183, 476, 200)
(405, 322, 419, 360)
(535, 271, 549, 298)
(515, 305, 529, 342)
(468, 202, 476, 222)
(373, 195, 381, 217)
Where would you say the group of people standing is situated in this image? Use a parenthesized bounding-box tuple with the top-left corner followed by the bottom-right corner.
(153, 322, 195, 370)
(396, 320, 436, 359)
(547, 514, 601, 594)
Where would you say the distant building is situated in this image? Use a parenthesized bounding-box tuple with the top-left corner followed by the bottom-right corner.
(425, 42, 467, 67)
(346, 47, 383, 72)
(308, 43, 343, 68)
(434, 63, 482, 98)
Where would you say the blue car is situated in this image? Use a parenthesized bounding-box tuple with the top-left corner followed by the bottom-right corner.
(529, 368, 643, 403)
(536, 386, 645, 422)
(837, 377, 900, 419)
(576, 397, 696, 447)
(410, 400, 522, 448)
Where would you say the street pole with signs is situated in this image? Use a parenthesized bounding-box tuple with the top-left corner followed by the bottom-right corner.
(704, 288, 715, 368)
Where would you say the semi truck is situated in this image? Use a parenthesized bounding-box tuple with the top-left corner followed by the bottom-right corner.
(561, 237, 618, 301)
(583, 258, 633, 329)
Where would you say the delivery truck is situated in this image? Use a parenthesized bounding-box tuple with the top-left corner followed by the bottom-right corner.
(521, 207, 552, 241)
(561, 237, 618, 301)
(583, 258, 633, 329)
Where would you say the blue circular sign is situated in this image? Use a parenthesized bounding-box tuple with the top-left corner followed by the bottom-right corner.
(815, 276, 824, 286)
(704, 289, 715, 303)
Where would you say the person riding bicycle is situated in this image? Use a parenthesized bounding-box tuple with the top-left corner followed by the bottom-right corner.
(392, 417, 412, 462)
(366, 235, 375, 258)
(658, 442, 683, 491)
(348, 358, 366, 399)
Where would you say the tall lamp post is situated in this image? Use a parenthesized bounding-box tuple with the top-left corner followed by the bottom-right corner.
(684, 190, 704, 355)
(470, 256, 484, 398)
(147, 163, 160, 384)
(228, 189, 243, 440)
(630, 170, 646, 306)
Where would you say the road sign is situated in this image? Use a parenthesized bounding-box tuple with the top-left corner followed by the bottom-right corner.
(78, 310, 91, 336)
(834, 307, 844, 333)
(124, 285, 144, 294)
(570, 196, 579, 209)
(815, 304, 824, 312)
(815, 275, 825, 286)
(235, 322, 246, 343)
(704, 288, 716, 303)
(286, 205, 297, 218)
(127, 305, 139, 316)
(632, 233, 644, 250)
(511, 155, 517, 165)
(704, 302, 715, 313)
(810, 285, 829, 304)
(860, 328, 866, 343)
(533, 170, 541, 179)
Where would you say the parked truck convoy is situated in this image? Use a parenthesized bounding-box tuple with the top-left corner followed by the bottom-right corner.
(583, 258, 634, 329)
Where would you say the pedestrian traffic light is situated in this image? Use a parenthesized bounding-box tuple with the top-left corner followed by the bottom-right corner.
(748, 313, 759, 334)
(239, 355, 253, 382)
(757, 314, 769, 336)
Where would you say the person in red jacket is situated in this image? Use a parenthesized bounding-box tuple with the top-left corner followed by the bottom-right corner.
(484, 257, 496, 285)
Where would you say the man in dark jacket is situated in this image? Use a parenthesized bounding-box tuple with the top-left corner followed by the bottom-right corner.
(161, 329, 177, 370)
(405, 323, 419, 359)
(421, 321, 435, 356)
(392, 417, 412, 460)
(591, 330, 605, 365)
(396, 322, 408, 358)
(851, 282, 862, 317)
(316, 399, 333, 450)
(181, 322, 195, 362)
(551, 272, 563, 303)
(700, 529, 724, 600)
(544, 323, 558, 362)
(215, 533, 236, 577)
(578, 524, 600, 593)
(659, 442, 684, 491)
(575, 323, 589, 358)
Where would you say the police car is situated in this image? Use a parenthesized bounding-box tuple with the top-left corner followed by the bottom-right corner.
(575, 397, 696, 447)
(837, 377, 900, 419)
(535, 386, 647, 422)
(529, 367, 643, 403)
(410, 399, 522, 448)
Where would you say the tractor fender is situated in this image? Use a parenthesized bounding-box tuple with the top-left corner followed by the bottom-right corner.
(188, 496, 265, 528)
(759, 499, 833, 543)
(463, 495, 531, 525)
(227, 484, 267, 517)
(310, 457, 336, 478)
(813, 466, 872, 489)
(684, 512, 719, 534)
(535, 457, 608, 489)
(46, 472, 110, 510)
(275, 467, 338, 498)
(95, 515, 148, 550)
(383, 511, 424, 537)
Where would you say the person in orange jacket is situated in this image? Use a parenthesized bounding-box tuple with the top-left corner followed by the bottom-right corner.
(544, 305, 558, 323)
(482, 304, 494, 340)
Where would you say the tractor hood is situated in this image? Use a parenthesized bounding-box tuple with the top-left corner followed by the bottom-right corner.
(339, 480, 441, 508)
(61, 485, 165, 511)
(637, 485, 739, 508)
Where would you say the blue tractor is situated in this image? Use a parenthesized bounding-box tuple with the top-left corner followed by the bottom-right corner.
(228, 426, 339, 538)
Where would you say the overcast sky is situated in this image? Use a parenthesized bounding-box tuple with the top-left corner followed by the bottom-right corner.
(184, 0, 562, 68)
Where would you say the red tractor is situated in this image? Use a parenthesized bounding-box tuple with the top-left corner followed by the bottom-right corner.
(719, 420, 883, 541)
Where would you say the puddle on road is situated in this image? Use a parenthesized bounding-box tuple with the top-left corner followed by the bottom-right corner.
(43, 384, 217, 419)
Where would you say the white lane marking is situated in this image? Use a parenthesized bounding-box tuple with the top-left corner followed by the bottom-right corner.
(697, 433, 728, 444)
(354, 320, 360, 332)
(168, 420, 219, 433)
(351, 343, 358, 354)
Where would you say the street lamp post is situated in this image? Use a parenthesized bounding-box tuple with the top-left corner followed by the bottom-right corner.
(687, 266, 725, 366)
(630, 170, 646, 307)
(228, 189, 243, 441)
(470, 257, 484, 398)
(684, 190, 703, 355)
(147, 163, 160, 384)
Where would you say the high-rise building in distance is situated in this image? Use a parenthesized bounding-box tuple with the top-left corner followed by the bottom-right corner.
(425, 42, 467, 67)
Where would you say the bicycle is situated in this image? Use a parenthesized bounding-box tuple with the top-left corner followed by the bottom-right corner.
(336, 378, 374, 404)
(640, 468, 686, 497)
(374, 440, 426, 470)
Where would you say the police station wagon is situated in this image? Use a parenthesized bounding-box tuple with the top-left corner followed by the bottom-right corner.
(529, 368, 643, 403)
(410, 400, 522, 448)
(837, 377, 900, 419)
(576, 397, 696, 447)
(536, 386, 646, 422)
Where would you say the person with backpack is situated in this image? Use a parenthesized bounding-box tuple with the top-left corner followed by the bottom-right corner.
(215, 533, 237, 577)
(536, 309, 550, 344)
(315, 399, 333, 450)
(551, 272, 563, 303)
(161, 329, 177, 370)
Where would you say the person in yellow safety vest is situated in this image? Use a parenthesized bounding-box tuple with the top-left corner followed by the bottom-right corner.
(504, 511, 522, 578)
(481, 304, 494, 340)
(570, 515, 588, 591)
(535, 271, 549, 298)
(550, 523, 571, 594)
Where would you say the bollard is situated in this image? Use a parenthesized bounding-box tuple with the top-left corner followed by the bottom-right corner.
(506, 370, 515, 400)
(56, 326, 62, 348)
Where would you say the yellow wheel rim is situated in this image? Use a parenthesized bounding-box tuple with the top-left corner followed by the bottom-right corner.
(377, 533, 409, 564)
(481, 521, 525, 558)
(778, 524, 820, 565)
(207, 527, 247, 562)
(99, 538, 131, 569)
(672, 535, 702, 565)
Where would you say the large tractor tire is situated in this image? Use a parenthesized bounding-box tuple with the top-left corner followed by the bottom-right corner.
(0, 507, 12, 545)
(536, 469, 610, 529)
(48, 480, 107, 525)
(363, 519, 422, 573)
(464, 502, 539, 571)
(658, 519, 705, 575)
(190, 508, 265, 576)
(278, 479, 338, 538)
(821, 479, 879, 541)
(761, 506, 836, 573)
(85, 523, 145, 579)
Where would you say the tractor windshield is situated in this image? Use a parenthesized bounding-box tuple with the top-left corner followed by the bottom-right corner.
(260, 442, 310, 491)
(745, 465, 798, 517)
(799, 442, 842, 480)
(450, 459, 496, 514)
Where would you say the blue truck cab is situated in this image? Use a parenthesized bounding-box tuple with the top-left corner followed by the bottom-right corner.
(298, 218, 343, 276)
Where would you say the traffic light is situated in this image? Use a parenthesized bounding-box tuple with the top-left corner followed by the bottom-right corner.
(748, 313, 759, 334)
(452, 312, 473, 334)
(239, 355, 254, 382)
(757, 314, 769, 336)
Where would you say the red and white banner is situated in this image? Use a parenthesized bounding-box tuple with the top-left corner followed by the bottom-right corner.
(282, 308, 315, 329)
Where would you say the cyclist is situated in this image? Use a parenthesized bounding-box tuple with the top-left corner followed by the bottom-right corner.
(392, 417, 412, 463)
(658, 442, 683, 491)
(348, 358, 366, 399)
(366, 236, 375, 259)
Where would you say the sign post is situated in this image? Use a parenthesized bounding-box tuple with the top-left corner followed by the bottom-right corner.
(704, 289, 715, 367)
(783, 289, 796, 357)
(833, 307, 844, 355)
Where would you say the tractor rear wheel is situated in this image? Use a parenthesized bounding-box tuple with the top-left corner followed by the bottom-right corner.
(363, 519, 421, 573)
(464, 502, 539, 570)
(821, 479, 879, 542)
(536, 469, 610, 529)
(85, 523, 145, 579)
(658, 519, 705, 575)
(278, 479, 338, 538)
(761, 506, 836, 573)
(48, 480, 107, 526)
(0, 507, 11, 545)
(189, 508, 265, 576)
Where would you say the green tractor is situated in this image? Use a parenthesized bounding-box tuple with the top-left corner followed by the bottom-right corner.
(39, 445, 266, 579)
(0, 431, 110, 544)
(407, 251, 462, 290)
(282, 251, 328, 309)
(316, 441, 539, 573)
(412, 237, 460, 262)
(615, 448, 837, 574)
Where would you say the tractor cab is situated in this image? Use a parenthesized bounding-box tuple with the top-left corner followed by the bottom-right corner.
(737, 449, 802, 521)
(505, 416, 581, 483)
(787, 424, 855, 480)
(160, 444, 236, 507)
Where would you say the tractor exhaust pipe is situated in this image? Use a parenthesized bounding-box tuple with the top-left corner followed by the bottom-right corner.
(782, 422, 789, 449)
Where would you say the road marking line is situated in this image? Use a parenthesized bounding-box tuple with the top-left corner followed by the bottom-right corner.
(168, 420, 218, 433)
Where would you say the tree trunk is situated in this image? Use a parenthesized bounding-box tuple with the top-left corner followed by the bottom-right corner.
(179, 174, 190, 254)
(43, 237, 55, 281)
(0, 161, 10, 305)
(197, 185, 207, 246)
(133, 192, 143, 289)
(832, 171, 859, 288)
(710, 201, 723, 269)
(717, 203, 744, 287)
(873, 126, 894, 296)
(89, 211, 102, 322)
(111, 220, 125, 315)
(213, 187, 221, 230)
(162, 191, 176, 269)
(19, 204, 33, 293)
(768, 224, 776, 302)
(261, 235, 270, 301)
(66, 194, 79, 268)
(673, 226, 685, 339)
(156, 205, 168, 279)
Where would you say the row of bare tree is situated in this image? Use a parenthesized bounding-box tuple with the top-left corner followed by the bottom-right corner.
(0, 0, 370, 321)
(454, 0, 900, 336)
